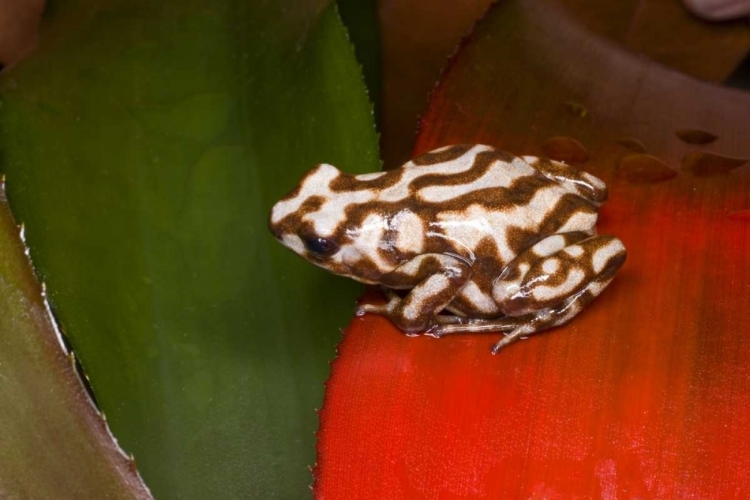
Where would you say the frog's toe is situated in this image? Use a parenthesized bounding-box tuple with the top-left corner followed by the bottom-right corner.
(423, 321, 448, 338)
(355, 302, 387, 316)
(425, 315, 475, 337)
(357, 290, 399, 313)
(491, 326, 533, 354)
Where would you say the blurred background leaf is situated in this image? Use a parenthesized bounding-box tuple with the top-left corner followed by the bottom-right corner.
(0, 0, 378, 497)
(559, 0, 750, 82)
(0, 0, 43, 68)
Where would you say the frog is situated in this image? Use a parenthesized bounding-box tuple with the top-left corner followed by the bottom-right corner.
(269, 144, 626, 353)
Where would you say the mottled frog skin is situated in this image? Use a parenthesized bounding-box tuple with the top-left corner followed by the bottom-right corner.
(269, 145, 626, 353)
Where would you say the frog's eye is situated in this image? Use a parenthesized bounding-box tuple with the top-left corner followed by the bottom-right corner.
(302, 236, 339, 257)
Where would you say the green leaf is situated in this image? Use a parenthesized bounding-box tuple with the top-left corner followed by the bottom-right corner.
(337, 0, 382, 126)
(0, 0, 379, 498)
(0, 181, 151, 499)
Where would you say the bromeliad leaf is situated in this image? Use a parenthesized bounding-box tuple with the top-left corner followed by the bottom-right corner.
(0, 180, 152, 499)
(315, 1, 750, 497)
(0, 0, 379, 497)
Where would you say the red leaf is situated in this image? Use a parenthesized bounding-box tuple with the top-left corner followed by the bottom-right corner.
(316, 2, 750, 497)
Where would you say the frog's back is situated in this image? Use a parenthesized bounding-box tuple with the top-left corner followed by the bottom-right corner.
(341, 145, 601, 261)
(352, 144, 541, 204)
(384, 145, 600, 264)
(402, 144, 599, 223)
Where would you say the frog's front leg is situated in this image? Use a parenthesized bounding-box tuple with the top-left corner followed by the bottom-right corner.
(430, 232, 626, 353)
(356, 254, 472, 333)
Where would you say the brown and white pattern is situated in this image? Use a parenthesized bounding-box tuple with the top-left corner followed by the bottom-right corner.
(269, 145, 626, 353)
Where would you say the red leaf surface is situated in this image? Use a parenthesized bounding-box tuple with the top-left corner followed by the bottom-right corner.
(316, 1, 750, 497)
(376, 0, 750, 170)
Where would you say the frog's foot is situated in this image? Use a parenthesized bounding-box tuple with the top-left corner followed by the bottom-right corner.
(423, 315, 469, 338)
(428, 269, 619, 353)
(425, 315, 519, 337)
(355, 286, 400, 316)
(424, 316, 524, 342)
(355, 294, 399, 317)
(428, 318, 529, 352)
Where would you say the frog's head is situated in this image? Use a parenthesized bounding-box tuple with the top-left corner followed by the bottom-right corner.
(269, 163, 385, 284)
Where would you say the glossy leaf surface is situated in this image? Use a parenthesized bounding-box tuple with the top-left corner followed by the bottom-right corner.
(561, 0, 750, 82)
(377, 0, 749, 169)
(0, 0, 378, 497)
(316, 1, 750, 497)
(0, 181, 151, 499)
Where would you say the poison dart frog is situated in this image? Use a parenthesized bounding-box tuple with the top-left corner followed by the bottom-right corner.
(269, 144, 626, 353)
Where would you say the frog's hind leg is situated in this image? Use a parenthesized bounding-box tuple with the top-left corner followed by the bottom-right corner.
(425, 314, 547, 355)
(493, 233, 625, 316)
(490, 232, 625, 352)
(489, 272, 619, 353)
(429, 233, 625, 353)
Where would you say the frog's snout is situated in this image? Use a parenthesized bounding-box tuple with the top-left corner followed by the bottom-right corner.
(268, 203, 283, 238)
(268, 221, 282, 241)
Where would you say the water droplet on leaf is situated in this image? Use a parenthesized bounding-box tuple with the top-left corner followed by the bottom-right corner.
(676, 129, 718, 145)
(541, 136, 589, 163)
(614, 137, 647, 153)
(682, 151, 748, 177)
(617, 154, 677, 184)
